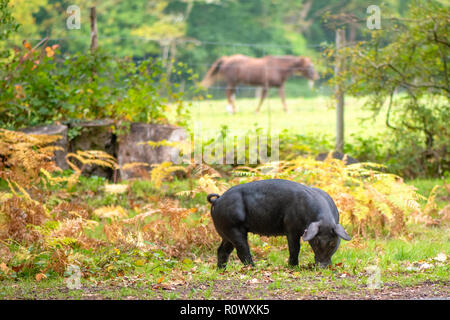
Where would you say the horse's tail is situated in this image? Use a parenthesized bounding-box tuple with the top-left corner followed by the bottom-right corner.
(207, 193, 220, 206)
(200, 57, 224, 88)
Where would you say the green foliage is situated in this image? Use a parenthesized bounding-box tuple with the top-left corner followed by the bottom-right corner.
(4, 0, 418, 101)
(279, 129, 334, 159)
(0, 43, 192, 129)
(0, 42, 64, 127)
(9, 0, 415, 56)
(0, 0, 20, 58)
(331, 0, 449, 178)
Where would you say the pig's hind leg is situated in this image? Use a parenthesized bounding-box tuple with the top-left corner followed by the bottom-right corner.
(228, 227, 254, 266)
(217, 194, 254, 266)
(217, 239, 234, 269)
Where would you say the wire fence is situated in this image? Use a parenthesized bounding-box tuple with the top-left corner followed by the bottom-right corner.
(3, 34, 346, 139)
(5, 34, 336, 103)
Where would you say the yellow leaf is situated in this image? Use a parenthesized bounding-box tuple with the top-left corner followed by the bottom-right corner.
(157, 275, 164, 284)
(93, 206, 128, 220)
(135, 259, 145, 266)
(45, 47, 55, 57)
(0, 192, 12, 203)
(104, 184, 128, 194)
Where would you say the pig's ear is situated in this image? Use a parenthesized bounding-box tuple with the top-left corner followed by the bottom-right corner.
(302, 221, 321, 241)
(334, 224, 351, 241)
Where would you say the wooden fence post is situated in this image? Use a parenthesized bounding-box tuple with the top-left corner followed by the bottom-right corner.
(335, 28, 345, 153)
(89, 7, 98, 114)
(90, 7, 98, 52)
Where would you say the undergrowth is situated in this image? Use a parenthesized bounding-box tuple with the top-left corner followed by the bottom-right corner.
(0, 129, 448, 284)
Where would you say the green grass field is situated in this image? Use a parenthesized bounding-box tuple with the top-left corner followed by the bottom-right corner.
(185, 96, 386, 141)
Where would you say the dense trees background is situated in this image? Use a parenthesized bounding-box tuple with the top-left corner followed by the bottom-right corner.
(5, 0, 418, 72)
(1, 0, 448, 177)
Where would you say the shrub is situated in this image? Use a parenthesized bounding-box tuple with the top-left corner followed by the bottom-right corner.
(330, 0, 449, 178)
(0, 128, 61, 186)
(0, 43, 192, 129)
(232, 156, 423, 237)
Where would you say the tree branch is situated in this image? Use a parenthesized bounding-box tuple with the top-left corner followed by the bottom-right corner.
(385, 90, 400, 131)
(387, 63, 450, 94)
(433, 22, 449, 90)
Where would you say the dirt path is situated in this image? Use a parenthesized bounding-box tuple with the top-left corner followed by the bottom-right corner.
(4, 279, 448, 300)
(163, 279, 449, 300)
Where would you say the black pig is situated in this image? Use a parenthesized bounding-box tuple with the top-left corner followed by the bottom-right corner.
(207, 179, 351, 269)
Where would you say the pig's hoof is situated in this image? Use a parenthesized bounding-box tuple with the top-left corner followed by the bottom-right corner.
(242, 264, 254, 269)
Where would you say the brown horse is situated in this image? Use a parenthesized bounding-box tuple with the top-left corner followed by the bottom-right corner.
(200, 54, 319, 113)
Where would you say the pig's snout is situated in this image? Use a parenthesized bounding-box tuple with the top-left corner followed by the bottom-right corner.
(315, 258, 331, 268)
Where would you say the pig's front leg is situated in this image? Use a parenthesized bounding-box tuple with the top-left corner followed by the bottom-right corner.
(286, 233, 301, 266)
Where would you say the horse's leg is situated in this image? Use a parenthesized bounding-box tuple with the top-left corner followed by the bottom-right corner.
(255, 87, 268, 113)
(226, 86, 237, 114)
(279, 85, 289, 113)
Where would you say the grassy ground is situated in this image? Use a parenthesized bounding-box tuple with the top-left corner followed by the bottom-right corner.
(408, 179, 450, 206)
(186, 96, 385, 141)
(0, 177, 448, 300)
(0, 223, 448, 300)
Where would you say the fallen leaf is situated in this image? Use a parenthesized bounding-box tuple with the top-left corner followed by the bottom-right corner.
(434, 252, 447, 263)
(11, 264, 24, 272)
(0, 262, 10, 275)
(35, 273, 47, 282)
(168, 279, 185, 286)
(248, 278, 261, 284)
(418, 262, 433, 271)
(157, 275, 165, 284)
(152, 283, 175, 291)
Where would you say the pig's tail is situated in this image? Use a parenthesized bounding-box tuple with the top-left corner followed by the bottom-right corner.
(207, 193, 220, 205)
